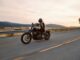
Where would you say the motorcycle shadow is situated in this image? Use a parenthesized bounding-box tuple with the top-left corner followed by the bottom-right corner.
(32, 39, 50, 43)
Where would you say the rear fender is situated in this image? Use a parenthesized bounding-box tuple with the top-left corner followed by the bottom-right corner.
(46, 30, 50, 33)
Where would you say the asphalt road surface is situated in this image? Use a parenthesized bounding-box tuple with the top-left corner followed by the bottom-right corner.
(0, 29, 80, 60)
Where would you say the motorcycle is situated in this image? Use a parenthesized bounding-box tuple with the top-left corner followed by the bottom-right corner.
(21, 23, 50, 44)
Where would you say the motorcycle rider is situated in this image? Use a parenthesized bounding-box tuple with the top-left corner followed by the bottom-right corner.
(38, 18, 45, 37)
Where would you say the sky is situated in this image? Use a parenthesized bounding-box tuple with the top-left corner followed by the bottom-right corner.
(0, 0, 80, 26)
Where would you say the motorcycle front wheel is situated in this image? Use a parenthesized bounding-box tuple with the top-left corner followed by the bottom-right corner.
(21, 33, 31, 44)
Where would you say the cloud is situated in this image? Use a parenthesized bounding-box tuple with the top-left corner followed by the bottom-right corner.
(0, 0, 80, 26)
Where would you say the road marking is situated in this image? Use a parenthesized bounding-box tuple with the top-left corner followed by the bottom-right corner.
(14, 57, 24, 60)
(13, 36, 80, 60)
(40, 36, 80, 52)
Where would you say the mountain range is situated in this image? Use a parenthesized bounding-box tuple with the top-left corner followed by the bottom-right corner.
(46, 24, 65, 29)
(0, 21, 31, 27)
(0, 21, 65, 28)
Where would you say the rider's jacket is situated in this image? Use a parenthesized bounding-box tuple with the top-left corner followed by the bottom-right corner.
(39, 22, 45, 32)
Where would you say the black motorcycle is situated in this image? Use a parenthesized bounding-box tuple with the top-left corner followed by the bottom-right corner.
(21, 23, 50, 44)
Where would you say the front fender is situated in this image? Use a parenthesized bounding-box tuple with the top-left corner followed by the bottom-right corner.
(23, 30, 33, 34)
(27, 30, 33, 33)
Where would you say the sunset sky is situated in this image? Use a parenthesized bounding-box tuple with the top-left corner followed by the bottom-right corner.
(0, 0, 80, 26)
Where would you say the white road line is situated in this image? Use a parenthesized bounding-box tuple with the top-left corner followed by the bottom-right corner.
(14, 57, 24, 60)
(13, 36, 80, 60)
(40, 36, 80, 52)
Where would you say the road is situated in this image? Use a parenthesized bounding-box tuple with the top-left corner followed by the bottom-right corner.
(0, 29, 80, 60)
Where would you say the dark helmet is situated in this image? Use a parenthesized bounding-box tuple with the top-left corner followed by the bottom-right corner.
(38, 18, 43, 23)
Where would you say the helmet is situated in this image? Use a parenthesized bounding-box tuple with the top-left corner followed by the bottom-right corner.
(38, 18, 43, 23)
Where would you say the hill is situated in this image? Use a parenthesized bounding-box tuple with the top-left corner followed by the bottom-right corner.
(46, 24, 66, 29)
(0, 21, 31, 27)
(0, 21, 66, 29)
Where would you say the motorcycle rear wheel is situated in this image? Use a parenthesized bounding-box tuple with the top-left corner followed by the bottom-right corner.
(44, 31, 50, 40)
